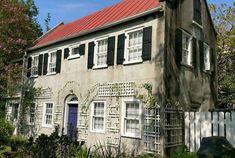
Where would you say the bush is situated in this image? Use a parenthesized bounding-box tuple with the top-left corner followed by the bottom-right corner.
(170, 146, 197, 158)
(0, 118, 13, 146)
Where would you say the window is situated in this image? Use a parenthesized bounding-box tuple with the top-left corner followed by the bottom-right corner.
(29, 103, 35, 124)
(91, 101, 105, 132)
(122, 99, 142, 138)
(48, 51, 56, 73)
(69, 44, 80, 59)
(193, 0, 202, 24)
(43, 103, 53, 127)
(125, 29, 143, 63)
(182, 32, 193, 66)
(31, 55, 39, 76)
(94, 39, 108, 68)
(204, 43, 210, 70)
(11, 103, 19, 122)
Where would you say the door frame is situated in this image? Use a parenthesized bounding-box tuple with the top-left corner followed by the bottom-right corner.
(64, 96, 78, 135)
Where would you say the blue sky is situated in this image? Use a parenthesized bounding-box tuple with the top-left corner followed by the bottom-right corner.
(34, 0, 233, 32)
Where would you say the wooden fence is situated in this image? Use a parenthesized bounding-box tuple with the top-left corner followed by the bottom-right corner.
(185, 111, 235, 152)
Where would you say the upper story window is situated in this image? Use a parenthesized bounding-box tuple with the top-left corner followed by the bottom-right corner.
(48, 51, 56, 73)
(91, 101, 105, 133)
(31, 55, 39, 76)
(182, 31, 193, 66)
(124, 29, 143, 64)
(94, 39, 108, 68)
(68, 44, 80, 59)
(122, 99, 142, 138)
(193, 0, 202, 25)
(42, 103, 53, 127)
(204, 43, 210, 71)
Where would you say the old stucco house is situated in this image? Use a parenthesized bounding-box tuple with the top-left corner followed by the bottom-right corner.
(6, 0, 217, 156)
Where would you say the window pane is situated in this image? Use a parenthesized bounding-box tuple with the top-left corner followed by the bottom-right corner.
(96, 39, 108, 66)
(127, 30, 143, 62)
(72, 47, 79, 55)
(45, 103, 53, 125)
(93, 102, 105, 131)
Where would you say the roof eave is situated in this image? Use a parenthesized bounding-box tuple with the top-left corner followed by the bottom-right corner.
(27, 5, 163, 51)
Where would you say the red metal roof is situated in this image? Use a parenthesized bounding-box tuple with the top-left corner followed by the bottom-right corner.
(32, 0, 160, 49)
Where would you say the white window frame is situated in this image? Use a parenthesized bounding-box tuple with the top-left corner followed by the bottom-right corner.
(181, 31, 193, 66)
(121, 98, 142, 138)
(28, 103, 36, 125)
(204, 43, 210, 71)
(42, 102, 54, 128)
(47, 50, 57, 75)
(124, 27, 144, 65)
(90, 101, 106, 133)
(93, 37, 108, 69)
(68, 43, 80, 59)
(31, 55, 39, 77)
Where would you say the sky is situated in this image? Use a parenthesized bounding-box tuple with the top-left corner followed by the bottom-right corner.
(34, 0, 234, 32)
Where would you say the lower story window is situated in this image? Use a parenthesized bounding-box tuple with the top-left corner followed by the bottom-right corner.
(43, 103, 53, 127)
(123, 100, 142, 138)
(29, 103, 35, 124)
(91, 101, 105, 132)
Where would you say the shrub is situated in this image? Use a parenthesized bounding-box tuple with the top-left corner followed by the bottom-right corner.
(170, 145, 197, 158)
(0, 118, 13, 146)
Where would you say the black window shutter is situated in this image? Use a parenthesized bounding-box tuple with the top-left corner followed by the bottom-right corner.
(142, 26, 152, 61)
(56, 50, 62, 73)
(192, 37, 197, 68)
(64, 48, 70, 59)
(117, 34, 125, 65)
(175, 28, 183, 67)
(38, 54, 43, 76)
(79, 44, 85, 56)
(27, 57, 32, 77)
(199, 40, 204, 71)
(87, 42, 95, 69)
(43, 53, 48, 75)
(107, 36, 115, 66)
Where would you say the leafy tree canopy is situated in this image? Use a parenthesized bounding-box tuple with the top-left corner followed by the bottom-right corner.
(0, 0, 42, 116)
(209, 2, 235, 108)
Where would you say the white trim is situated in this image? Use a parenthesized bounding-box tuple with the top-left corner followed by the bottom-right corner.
(42, 102, 54, 128)
(192, 20, 203, 29)
(203, 43, 210, 71)
(47, 50, 57, 74)
(90, 101, 106, 133)
(93, 38, 108, 68)
(68, 43, 81, 59)
(121, 98, 142, 139)
(65, 101, 79, 134)
(181, 30, 193, 67)
(123, 28, 144, 65)
(30, 55, 39, 77)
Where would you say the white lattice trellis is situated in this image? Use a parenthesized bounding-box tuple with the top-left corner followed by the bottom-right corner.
(98, 82, 135, 97)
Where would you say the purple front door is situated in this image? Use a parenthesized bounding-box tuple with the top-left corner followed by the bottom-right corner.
(67, 104, 78, 139)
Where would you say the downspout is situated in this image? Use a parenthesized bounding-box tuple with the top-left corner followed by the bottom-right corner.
(17, 52, 27, 135)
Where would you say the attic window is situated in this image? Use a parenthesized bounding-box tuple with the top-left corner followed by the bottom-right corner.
(193, 0, 202, 25)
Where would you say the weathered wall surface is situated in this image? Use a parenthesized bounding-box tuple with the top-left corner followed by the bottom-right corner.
(164, 0, 217, 112)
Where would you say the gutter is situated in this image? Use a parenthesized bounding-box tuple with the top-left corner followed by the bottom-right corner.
(28, 5, 163, 51)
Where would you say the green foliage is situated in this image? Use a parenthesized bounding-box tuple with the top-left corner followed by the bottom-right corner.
(209, 2, 235, 107)
(0, 119, 13, 146)
(170, 146, 197, 158)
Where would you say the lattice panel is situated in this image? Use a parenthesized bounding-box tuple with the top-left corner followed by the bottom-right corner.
(144, 105, 161, 155)
(98, 82, 135, 97)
